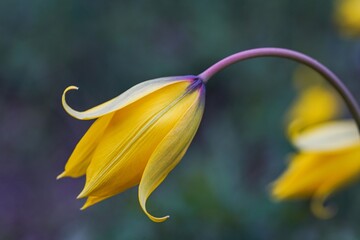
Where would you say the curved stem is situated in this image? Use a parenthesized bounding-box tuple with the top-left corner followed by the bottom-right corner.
(198, 47, 360, 132)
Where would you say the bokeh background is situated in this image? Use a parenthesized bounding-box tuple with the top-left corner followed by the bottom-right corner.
(1, 0, 360, 239)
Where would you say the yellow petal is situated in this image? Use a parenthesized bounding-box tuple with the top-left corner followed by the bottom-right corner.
(309, 147, 360, 218)
(78, 80, 201, 203)
(57, 112, 114, 179)
(293, 120, 360, 151)
(286, 84, 343, 135)
(80, 195, 111, 210)
(313, 146, 360, 195)
(272, 144, 360, 201)
(272, 153, 320, 200)
(334, 0, 360, 37)
(62, 76, 193, 120)
(138, 91, 205, 222)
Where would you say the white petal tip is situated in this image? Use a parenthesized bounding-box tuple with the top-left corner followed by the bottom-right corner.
(77, 191, 87, 199)
(65, 86, 79, 91)
(80, 205, 88, 211)
(56, 172, 66, 180)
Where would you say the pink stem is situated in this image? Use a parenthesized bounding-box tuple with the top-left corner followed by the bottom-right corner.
(198, 47, 360, 132)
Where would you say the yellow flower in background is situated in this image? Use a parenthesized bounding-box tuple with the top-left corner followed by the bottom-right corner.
(272, 70, 360, 218)
(57, 76, 205, 222)
(334, 0, 360, 37)
(286, 66, 343, 137)
(272, 120, 360, 218)
(286, 85, 342, 136)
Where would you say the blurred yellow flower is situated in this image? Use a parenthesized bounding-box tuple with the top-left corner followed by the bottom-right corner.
(57, 76, 205, 222)
(272, 74, 360, 218)
(334, 0, 360, 37)
(272, 120, 360, 218)
(286, 67, 343, 136)
(286, 85, 342, 136)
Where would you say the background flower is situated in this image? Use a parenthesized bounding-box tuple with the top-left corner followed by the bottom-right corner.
(334, 0, 360, 37)
(272, 120, 360, 219)
(272, 65, 360, 219)
(285, 66, 344, 137)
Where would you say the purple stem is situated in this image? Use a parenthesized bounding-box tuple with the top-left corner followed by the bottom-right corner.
(198, 47, 360, 132)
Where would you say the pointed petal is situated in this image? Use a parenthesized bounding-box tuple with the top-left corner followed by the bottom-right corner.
(293, 120, 360, 151)
(80, 195, 112, 210)
(78, 81, 200, 203)
(62, 76, 194, 120)
(271, 153, 320, 200)
(58, 113, 114, 179)
(138, 92, 205, 222)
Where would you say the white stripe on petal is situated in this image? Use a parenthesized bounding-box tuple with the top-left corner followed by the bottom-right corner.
(293, 120, 360, 151)
(62, 77, 191, 120)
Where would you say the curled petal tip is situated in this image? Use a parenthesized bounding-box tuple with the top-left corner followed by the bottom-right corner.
(140, 200, 171, 222)
(311, 196, 337, 219)
(65, 85, 79, 91)
(61, 85, 95, 120)
(148, 215, 170, 223)
(139, 192, 171, 222)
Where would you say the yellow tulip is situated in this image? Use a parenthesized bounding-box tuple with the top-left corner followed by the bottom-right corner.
(57, 76, 205, 222)
(272, 75, 360, 218)
(334, 0, 360, 37)
(272, 120, 360, 218)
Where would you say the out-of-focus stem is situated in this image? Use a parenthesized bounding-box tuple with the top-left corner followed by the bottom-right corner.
(198, 47, 360, 132)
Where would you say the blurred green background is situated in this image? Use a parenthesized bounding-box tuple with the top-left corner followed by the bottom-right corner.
(1, 0, 360, 239)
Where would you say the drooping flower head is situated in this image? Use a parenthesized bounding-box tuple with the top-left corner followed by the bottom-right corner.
(271, 72, 360, 218)
(59, 48, 360, 222)
(58, 76, 205, 222)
